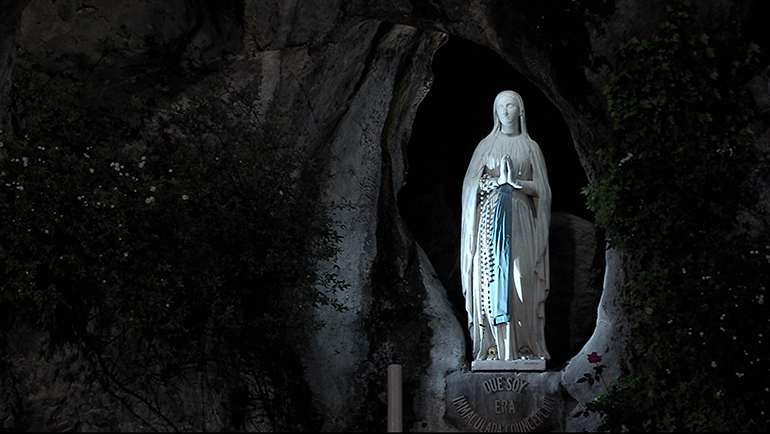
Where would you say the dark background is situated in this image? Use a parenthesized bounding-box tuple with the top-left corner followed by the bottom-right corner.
(400, 35, 590, 226)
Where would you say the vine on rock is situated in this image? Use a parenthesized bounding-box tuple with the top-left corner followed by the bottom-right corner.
(0, 69, 347, 431)
(580, 1, 769, 431)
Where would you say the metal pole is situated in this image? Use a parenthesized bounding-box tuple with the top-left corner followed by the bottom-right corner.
(387, 364, 402, 432)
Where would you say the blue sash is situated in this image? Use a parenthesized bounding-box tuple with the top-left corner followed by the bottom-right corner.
(490, 183, 512, 325)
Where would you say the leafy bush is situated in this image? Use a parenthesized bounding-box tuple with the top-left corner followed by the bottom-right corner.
(580, 1, 769, 431)
(0, 70, 347, 430)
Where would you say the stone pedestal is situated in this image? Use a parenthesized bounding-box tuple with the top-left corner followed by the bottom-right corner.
(472, 359, 546, 372)
(445, 371, 564, 432)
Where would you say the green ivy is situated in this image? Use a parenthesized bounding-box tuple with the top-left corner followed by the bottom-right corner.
(580, 1, 769, 431)
(0, 70, 347, 430)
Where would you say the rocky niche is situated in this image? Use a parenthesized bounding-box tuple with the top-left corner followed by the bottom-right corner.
(3, 0, 765, 432)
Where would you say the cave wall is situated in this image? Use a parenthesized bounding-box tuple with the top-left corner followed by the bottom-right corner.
(1, 0, 769, 431)
(0, 0, 31, 128)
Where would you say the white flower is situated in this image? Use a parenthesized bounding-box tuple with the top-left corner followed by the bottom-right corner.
(145, 196, 155, 204)
(16, 185, 23, 190)
(618, 152, 633, 166)
(89, 168, 94, 173)
(711, 361, 717, 367)
(182, 194, 189, 200)
(150, 186, 156, 192)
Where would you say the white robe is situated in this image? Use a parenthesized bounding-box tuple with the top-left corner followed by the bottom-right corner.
(460, 130, 551, 361)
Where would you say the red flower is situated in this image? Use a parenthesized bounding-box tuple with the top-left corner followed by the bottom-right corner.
(587, 351, 602, 364)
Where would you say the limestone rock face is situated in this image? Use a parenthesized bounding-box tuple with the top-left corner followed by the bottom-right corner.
(0, 0, 31, 128)
(1, 0, 768, 432)
(563, 247, 632, 432)
(4, 1, 462, 431)
(296, 23, 454, 431)
(547, 212, 605, 364)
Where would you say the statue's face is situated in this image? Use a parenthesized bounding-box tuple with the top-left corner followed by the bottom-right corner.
(495, 97, 520, 130)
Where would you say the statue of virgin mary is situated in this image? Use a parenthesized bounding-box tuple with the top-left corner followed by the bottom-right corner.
(460, 90, 551, 369)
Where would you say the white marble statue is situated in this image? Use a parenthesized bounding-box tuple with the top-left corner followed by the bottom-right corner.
(460, 90, 551, 369)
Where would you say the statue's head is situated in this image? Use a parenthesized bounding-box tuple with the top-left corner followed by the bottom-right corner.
(492, 90, 527, 136)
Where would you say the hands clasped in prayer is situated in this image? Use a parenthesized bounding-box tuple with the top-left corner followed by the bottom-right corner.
(497, 155, 523, 190)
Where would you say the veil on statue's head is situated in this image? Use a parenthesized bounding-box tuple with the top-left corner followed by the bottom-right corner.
(491, 90, 528, 137)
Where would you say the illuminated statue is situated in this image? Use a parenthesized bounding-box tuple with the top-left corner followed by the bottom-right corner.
(460, 90, 551, 370)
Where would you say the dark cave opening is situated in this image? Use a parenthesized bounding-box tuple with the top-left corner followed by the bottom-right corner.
(398, 35, 594, 369)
